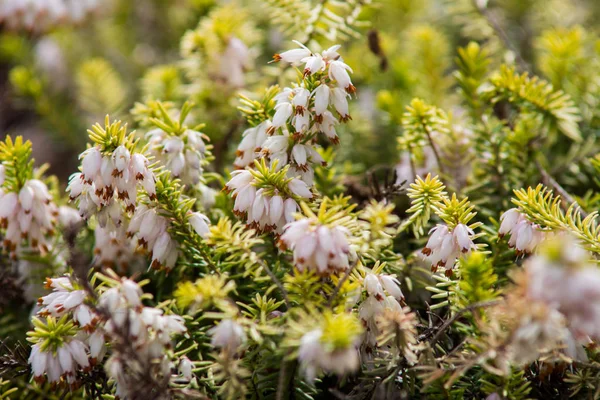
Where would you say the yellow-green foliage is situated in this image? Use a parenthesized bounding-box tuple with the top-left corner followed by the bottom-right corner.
(512, 184, 600, 254)
(76, 58, 127, 117)
(481, 65, 582, 141)
(457, 252, 498, 307)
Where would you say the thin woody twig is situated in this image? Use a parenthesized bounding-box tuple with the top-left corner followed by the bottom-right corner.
(427, 300, 501, 346)
(425, 130, 446, 176)
(536, 160, 588, 218)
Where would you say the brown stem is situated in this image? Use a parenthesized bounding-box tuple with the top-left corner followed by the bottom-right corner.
(426, 300, 501, 346)
(425, 129, 445, 176)
(536, 160, 588, 218)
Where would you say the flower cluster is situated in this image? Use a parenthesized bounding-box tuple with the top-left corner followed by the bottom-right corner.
(146, 127, 208, 187)
(0, 176, 57, 257)
(0, 0, 100, 33)
(422, 223, 475, 274)
(225, 161, 312, 233)
(67, 119, 155, 224)
(298, 312, 362, 382)
(359, 269, 405, 349)
(280, 217, 352, 274)
(499, 208, 544, 255)
(273, 41, 355, 94)
(127, 204, 179, 271)
(524, 236, 600, 340)
(94, 223, 140, 272)
(507, 300, 568, 365)
(482, 288, 570, 371)
(28, 324, 90, 387)
(38, 277, 95, 330)
(28, 272, 189, 392)
(234, 42, 354, 187)
(28, 292, 99, 388)
(32, 277, 106, 374)
(98, 276, 187, 399)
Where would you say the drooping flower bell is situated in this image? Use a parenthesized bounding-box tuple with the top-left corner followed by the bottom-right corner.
(499, 208, 544, 255)
(422, 223, 475, 274)
(280, 217, 352, 274)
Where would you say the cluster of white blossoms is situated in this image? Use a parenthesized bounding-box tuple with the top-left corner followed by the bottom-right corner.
(38, 277, 95, 330)
(524, 236, 600, 341)
(29, 335, 90, 386)
(0, 169, 58, 257)
(146, 127, 208, 187)
(94, 223, 140, 272)
(209, 319, 247, 354)
(98, 277, 186, 399)
(233, 120, 270, 169)
(126, 206, 209, 272)
(67, 144, 155, 223)
(359, 271, 405, 349)
(99, 278, 186, 348)
(280, 217, 352, 274)
(499, 208, 545, 255)
(422, 223, 475, 274)
(29, 274, 188, 390)
(0, 0, 100, 33)
(28, 278, 103, 387)
(127, 204, 179, 271)
(234, 42, 354, 187)
(225, 166, 312, 233)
